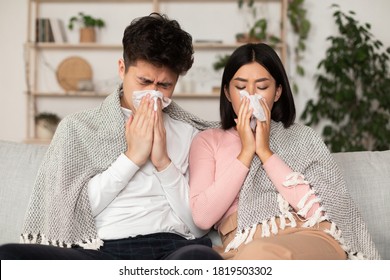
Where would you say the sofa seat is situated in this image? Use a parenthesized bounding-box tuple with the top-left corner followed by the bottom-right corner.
(0, 140, 389, 259)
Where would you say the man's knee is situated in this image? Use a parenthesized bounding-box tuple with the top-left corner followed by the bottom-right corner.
(0, 243, 25, 260)
(166, 245, 222, 260)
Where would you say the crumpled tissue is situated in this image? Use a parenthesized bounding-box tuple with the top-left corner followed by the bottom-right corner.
(239, 90, 266, 130)
(132, 90, 171, 111)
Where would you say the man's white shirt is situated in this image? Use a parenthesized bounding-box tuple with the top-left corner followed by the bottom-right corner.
(87, 107, 207, 240)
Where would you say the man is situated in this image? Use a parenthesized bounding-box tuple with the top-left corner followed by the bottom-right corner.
(0, 13, 221, 260)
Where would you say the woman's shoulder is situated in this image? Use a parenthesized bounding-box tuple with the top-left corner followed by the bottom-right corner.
(280, 122, 329, 152)
(194, 127, 222, 140)
(198, 127, 226, 136)
(290, 122, 322, 140)
(192, 128, 230, 148)
(274, 121, 320, 139)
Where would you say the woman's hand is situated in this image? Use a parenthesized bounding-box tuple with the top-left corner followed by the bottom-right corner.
(236, 97, 256, 167)
(255, 98, 273, 164)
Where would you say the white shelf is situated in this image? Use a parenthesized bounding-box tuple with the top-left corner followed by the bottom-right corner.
(27, 42, 277, 50)
(29, 91, 219, 98)
(26, 0, 287, 140)
(30, 91, 109, 97)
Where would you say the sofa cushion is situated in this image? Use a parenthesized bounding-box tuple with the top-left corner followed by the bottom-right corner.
(0, 140, 48, 245)
(332, 150, 390, 260)
(0, 140, 388, 259)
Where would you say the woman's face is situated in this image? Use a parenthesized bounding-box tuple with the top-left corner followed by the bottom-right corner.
(225, 62, 282, 116)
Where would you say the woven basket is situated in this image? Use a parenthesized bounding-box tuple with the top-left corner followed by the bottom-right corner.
(56, 56, 93, 91)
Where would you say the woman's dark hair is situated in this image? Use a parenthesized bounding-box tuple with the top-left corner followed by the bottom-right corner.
(220, 43, 296, 129)
(122, 13, 194, 75)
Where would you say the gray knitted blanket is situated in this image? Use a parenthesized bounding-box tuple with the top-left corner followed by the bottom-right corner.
(21, 85, 218, 249)
(231, 121, 381, 260)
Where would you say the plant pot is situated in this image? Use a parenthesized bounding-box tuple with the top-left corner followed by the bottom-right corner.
(235, 33, 261, 44)
(79, 27, 96, 43)
(36, 119, 59, 139)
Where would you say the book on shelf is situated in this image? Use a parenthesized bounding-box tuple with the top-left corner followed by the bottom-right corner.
(35, 18, 54, 43)
(49, 18, 67, 43)
(35, 18, 67, 43)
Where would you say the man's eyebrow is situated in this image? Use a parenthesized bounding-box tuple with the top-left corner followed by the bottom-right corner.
(137, 76, 153, 83)
(137, 76, 173, 87)
(156, 81, 174, 87)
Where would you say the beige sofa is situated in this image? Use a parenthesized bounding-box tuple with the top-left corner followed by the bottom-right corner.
(0, 140, 389, 259)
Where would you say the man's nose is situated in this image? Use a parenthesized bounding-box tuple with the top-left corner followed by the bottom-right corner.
(146, 84, 158, 91)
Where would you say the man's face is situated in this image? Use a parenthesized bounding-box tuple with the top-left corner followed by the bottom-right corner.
(118, 59, 178, 112)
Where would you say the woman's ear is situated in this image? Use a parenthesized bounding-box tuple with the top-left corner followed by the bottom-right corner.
(274, 85, 282, 102)
(224, 86, 231, 102)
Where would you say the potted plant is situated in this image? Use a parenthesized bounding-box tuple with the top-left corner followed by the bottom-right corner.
(236, 1, 274, 44)
(212, 54, 231, 72)
(248, 18, 268, 42)
(300, 4, 390, 152)
(214, 0, 306, 76)
(35, 112, 61, 139)
(68, 12, 105, 43)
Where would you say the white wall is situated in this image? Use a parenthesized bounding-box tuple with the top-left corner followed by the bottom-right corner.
(0, 0, 389, 142)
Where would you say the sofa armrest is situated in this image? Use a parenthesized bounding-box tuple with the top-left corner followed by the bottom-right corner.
(0, 141, 48, 245)
(332, 150, 390, 260)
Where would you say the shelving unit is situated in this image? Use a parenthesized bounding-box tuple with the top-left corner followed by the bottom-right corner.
(25, 0, 288, 143)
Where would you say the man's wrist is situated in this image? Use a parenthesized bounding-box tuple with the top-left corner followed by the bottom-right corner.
(154, 158, 171, 171)
(124, 150, 144, 167)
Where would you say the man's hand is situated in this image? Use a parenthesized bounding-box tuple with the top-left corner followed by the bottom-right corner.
(124, 95, 155, 167)
(150, 98, 171, 171)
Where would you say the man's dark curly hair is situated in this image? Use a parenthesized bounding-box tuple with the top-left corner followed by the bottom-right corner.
(122, 13, 194, 76)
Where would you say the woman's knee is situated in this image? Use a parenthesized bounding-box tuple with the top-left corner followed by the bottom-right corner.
(234, 240, 293, 260)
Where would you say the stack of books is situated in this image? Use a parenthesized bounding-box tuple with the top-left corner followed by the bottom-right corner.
(36, 18, 67, 43)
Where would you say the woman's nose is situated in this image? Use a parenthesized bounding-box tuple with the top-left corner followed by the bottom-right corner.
(246, 85, 255, 95)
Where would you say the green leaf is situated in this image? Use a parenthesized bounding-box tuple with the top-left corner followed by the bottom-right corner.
(296, 65, 305, 76)
(300, 4, 390, 152)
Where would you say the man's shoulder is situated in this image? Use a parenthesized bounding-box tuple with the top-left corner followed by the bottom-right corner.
(55, 106, 100, 135)
(63, 106, 99, 123)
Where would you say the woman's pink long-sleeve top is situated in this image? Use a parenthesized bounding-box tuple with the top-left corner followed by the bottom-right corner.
(189, 128, 321, 230)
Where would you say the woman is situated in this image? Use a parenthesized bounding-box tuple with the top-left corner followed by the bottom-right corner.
(189, 43, 380, 260)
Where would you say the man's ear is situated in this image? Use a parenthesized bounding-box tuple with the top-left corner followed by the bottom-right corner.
(118, 58, 125, 80)
(274, 85, 282, 102)
(224, 86, 231, 102)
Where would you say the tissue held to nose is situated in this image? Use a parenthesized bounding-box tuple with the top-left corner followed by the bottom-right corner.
(132, 90, 172, 111)
(239, 90, 266, 130)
